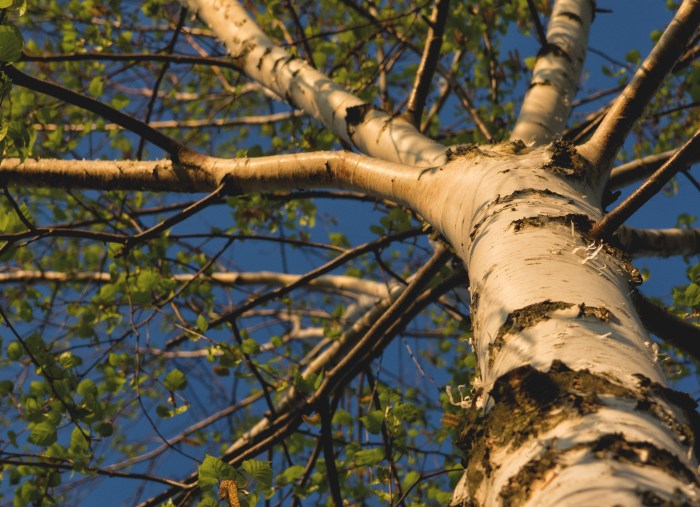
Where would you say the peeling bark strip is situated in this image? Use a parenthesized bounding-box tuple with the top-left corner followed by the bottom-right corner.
(488, 301, 613, 367)
(454, 362, 700, 506)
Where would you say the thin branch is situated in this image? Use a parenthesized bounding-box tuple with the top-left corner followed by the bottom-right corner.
(526, 0, 547, 47)
(403, 0, 450, 127)
(579, 0, 700, 173)
(118, 181, 226, 257)
(138, 253, 464, 507)
(0, 457, 195, 489)
(20, 51, 244, 71)
(590, 129, 700, 240)
(319, 398, 344, 507)
(136, 7, 188, 159)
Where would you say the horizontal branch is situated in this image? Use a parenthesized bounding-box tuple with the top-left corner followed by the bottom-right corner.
(0, 269, 390, 297)
(617, 226, 700, 258)
(21, 51, 243, 71)
(33, 110, 303, 132)
(0, 151, 423, 208)
(632, 291, 700, 361)
(606, 150, 677, 190)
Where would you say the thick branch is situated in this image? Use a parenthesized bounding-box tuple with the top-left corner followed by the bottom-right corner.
(0, 151, 423, 209)
(607, 149, 677, 190)
(632, 291, 700, 361)
(617, 226, 700, 258)
(179, 0, 446, 166)
(510, 0, 594, 145)
(579, 0, 700, 173)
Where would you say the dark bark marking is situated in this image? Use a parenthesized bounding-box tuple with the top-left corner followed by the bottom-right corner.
(500, 435, 698, 505)
(489, 301, 616, 368)
(537, 42, 573, 63)
(543, 139, 588, 178)
(469, 189, 574, 241)
(345, 103, 375, 142)
(455, 362, 700, 504)
(511, 213, 594, 233)
(446, 144, 484, 161)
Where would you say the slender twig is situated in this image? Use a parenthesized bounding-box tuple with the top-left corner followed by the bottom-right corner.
(21, 51, 243, 72)
(579, 0, 700, 172)
(284, 0, 316, 68)
(590, 129, 700, 240)
(118, 182, 227, 257)
(526, 0, 547, 47)
(137, 7, 188, 159)
(0, 457, 195, 489)
(403, 0, 450, 127)
(163, 229, 424, 350)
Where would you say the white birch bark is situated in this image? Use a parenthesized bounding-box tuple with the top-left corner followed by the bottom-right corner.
(400, 142, 700, 505)
(510, 0, 593, 145)
(179, 0, 447, 167)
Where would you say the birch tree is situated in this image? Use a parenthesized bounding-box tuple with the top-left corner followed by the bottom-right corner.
(0, 0, 699, 505)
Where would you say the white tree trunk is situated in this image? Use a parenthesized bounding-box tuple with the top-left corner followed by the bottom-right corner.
(403, 142, 700, 505)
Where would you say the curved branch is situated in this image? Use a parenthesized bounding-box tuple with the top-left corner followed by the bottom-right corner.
(579, 0, 700, 173)
(3, 65, 189, 159)
(178, 0, 446, 166)
(510, 0, 594, 145)
(617, 226, 700, 258)
(0, 269, 390, 297)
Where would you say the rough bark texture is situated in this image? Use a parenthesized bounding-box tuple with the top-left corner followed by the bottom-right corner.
(400, 141, 700, 505)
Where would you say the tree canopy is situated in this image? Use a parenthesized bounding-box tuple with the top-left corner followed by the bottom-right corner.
(0, 0, 698, 506)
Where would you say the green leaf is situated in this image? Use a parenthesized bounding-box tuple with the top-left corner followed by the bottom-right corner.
(277, 464, 305, 485)
(155, 403, 189, 418)
(198, 454, 237, 491)
(196, 314, 209, 332)
(685, 283, 700, 307)
(241, 459, 272, 489)
(0, 24, 23, 63)
(360, 410, 385, 434)
(164, 368, 188, 391)
(88, 76, 103, 97)
(353, 447, 385, 466)
(0, 0, 13, 8)
(28, 421, 57, 446)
